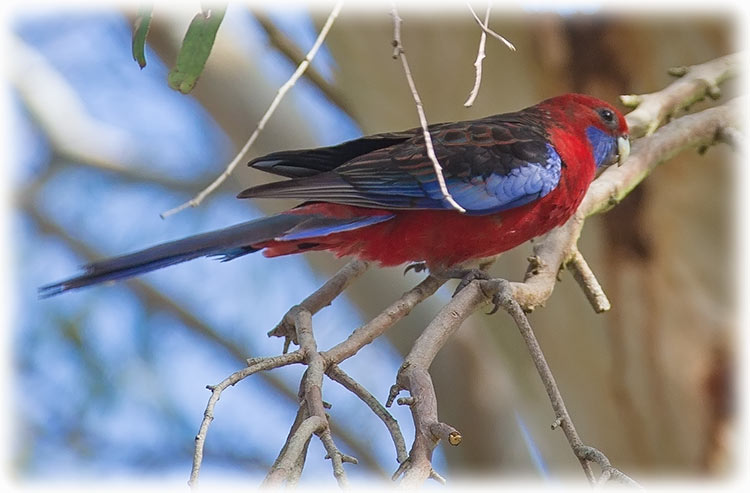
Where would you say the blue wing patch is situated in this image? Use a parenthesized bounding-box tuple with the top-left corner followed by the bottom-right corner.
(416, 143, 562, 214)
(241, 140, 564, 216)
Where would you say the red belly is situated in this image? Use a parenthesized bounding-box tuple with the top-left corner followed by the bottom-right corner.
(259, 162, 592, 270)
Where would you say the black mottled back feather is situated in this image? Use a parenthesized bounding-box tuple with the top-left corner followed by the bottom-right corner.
(250, 131, 418, 178)
(240, 108, 556, 214)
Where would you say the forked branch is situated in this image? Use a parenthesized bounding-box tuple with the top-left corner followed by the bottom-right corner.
(188, 54, 740, 487)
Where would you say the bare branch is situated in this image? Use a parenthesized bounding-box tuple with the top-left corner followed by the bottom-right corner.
(262, 415, 327, 486)
(490, 280, 642, 486)
(466, 1, 516, 52)
(190, 351, 305, 488)
(464, 2, 491, 107)
(491, 279, 595, 481)
(161, 0, 345, 218)
(390, 3, 466, 213)
(265, 405, 310, 486)
(269, 260, 370, 345)
(567, 248, 611, 313)
(10, 35, 137, 168)
(252, 9, 356, 117)
(10, 35, 205, 193)
(576, 445, 643, 487)
(620, 52, 739, 138)
(716, 124, 746, 151)
(323, 274, 446, 363)
(327, 363, 408, 464)
(389, 281, 488, 485)
(291, 307, 352, 487)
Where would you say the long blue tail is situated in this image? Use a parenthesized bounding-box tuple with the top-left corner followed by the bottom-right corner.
(39, 209, 395, 298)
(38, 214, 306, 298)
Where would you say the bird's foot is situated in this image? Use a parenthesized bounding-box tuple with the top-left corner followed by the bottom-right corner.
(438, 268, 511, 315)
(438, 268, 492, 297)
(403, 261, 428, 275)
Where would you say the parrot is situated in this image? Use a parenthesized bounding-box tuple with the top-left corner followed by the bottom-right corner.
(39, 93, 629, 298)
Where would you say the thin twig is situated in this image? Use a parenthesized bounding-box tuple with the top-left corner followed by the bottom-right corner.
(390, 3, 466, 213)
(190, 351, 305, 488)
(482, 278, 643, 486)
(464, 2, 491, 107)
(576, 445, 643, 487)
(466, 1, 516, 51)
(323, 274, 446, 363)
(161, 0, 345, 218)
(252, 9, 356, 117)
(327, 363, 409, 464)
(269, 260, 369, 345)
(490, 279, 596, 482)
(389, 281, 489, 485)
(567, 247, 611, 313)
(619, 52, 739, 138)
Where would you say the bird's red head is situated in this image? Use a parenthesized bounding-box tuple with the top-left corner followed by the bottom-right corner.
(539, 93, 630, 169)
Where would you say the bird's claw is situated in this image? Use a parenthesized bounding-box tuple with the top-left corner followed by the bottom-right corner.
(404, 261, 428, 275)
(487, 292, 503, 315)
(442, 268, 491, 297)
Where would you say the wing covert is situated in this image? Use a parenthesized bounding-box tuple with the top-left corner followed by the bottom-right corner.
(240, 118, 563, 215)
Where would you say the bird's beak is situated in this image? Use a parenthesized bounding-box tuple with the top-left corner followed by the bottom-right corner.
(617, 136, 630, 166)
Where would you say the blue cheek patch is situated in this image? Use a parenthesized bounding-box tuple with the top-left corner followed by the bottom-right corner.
(586, 126, 618, 169)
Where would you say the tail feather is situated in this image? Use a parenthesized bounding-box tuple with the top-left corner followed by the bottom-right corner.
(39, 207, 396, 298)
(38, 214, 306, 298)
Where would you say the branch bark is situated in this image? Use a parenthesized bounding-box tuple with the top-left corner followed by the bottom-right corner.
(190, 351, 305, 488)
(390, 3, 466, 213)
(620, 53, 740, 138)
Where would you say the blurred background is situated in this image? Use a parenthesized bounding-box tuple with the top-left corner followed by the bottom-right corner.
(8, 1, 738, 487)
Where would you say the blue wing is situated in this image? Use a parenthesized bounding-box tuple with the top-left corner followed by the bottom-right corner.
(240, 115, 563, 215)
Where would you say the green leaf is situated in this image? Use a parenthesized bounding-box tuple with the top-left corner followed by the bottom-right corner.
(168, 4, 227, 94)
(131, 2, 154, 69)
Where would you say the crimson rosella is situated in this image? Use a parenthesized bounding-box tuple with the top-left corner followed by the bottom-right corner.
(40, 93, 629, 297)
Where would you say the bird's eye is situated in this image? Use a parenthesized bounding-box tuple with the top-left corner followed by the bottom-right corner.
(598, 108, 616, 126)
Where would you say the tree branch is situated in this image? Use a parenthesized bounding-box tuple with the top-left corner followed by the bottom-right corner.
(567, 247, 611, 313)
(390, 3, 466, 213)
(326, 363, 409, 465)
(268, 260, 369, 349)
(161, 0, 345, 218)
(387, 281, 487, 485)
(492, 280, 642, 486)
(262, 415, 327, 486)
(620, 52, 739, 138)
(294, 307, 355, 487)
(251, 9, 356, 117)
(323, 274, 446, 363)
(463, 2, 491, 107)
(465, 1, 516, 52)
(491, 279, 596, 482)
(190, 351, 305, 488)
